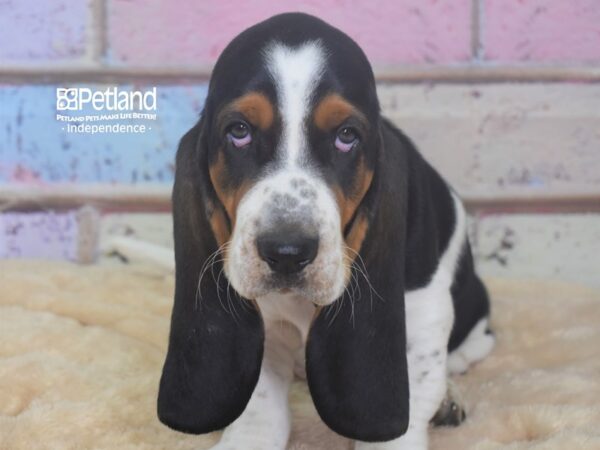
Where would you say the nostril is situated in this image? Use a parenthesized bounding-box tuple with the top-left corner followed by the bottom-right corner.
(256, 232, 319, 275)
(265, 256, 278, 266)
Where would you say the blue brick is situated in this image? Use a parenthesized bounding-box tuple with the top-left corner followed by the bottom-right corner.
(0, 84, 208, 183)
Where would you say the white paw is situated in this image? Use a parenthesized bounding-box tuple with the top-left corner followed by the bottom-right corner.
(211, 431, 288, 450)
(354, 434, 427, 450)
(448, 318, 495, 375)
(210, 440, 285, 450)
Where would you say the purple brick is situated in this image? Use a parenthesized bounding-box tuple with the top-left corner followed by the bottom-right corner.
(0, 0, 91, 62)
(483, 0, 600, 63)
(0, 211, 78, 260)
(107, 0, 472, 66)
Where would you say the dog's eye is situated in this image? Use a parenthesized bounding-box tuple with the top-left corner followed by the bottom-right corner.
(335, 126, 359, 152)
(227, 121, 252, 148)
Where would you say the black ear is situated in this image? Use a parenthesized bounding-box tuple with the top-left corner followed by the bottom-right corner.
(306, 130, 410, 442)
(157, 120, 264, 434)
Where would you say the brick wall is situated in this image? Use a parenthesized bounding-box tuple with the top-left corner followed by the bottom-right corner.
(1, 0, 599, 286)
(3, 0, 600, 66)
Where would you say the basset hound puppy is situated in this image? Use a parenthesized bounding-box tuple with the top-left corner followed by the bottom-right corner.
(157, 12, 494, 450)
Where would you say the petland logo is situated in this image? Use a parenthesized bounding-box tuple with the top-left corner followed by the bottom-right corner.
(56, 86, 158, 134)
(57, 87, 157, 111)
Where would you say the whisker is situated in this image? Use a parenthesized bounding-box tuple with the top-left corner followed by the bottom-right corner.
(343, 246, 384, 304)
(343, 255, 361, 297)
(226, 275, 241, 322)
(342, 255, 363, 305)
(236, 292, 254, 312)
(344, 283, 356, 329)
(321, 256, 362, 328)
(341, 258, 359, 328)
(216, 265, 239, 321)
(327, 294, 345, 327)
(195, 242, 231, 309)
(214, 266, 228, 314)
(209, 244, 232, 284)
(210, 258, 228, 286)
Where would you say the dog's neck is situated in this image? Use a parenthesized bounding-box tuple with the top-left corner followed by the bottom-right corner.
(255, 292, 315, 345)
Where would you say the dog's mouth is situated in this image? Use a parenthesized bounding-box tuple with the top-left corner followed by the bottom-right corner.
(235, 267, 342, 306)
(264, 271, 308, 294)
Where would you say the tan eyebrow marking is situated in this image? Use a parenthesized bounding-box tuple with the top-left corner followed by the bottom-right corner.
(313, 94, 366, 130)
(226, 92, 274, 130)
(331, 154, 374, 283)
(333, 158, 374, 229)
(209, 206, 231, 248)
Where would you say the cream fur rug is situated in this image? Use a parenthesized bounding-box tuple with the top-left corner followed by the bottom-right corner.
(0, 260, 599, 450)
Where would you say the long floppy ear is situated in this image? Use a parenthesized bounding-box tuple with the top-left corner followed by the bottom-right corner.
(306, 127, 410, 442)
(157, 119, 264, 433)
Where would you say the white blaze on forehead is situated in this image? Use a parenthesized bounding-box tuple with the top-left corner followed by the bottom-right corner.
(265, 41, 325, 167)
(224, 41, 345, 306)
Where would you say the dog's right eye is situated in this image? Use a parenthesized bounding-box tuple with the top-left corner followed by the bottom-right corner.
(335, 126, 359, 153)
(227, 121, 252, 148)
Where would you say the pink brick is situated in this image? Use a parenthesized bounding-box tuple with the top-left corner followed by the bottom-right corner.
(0, 0, 92, 62)
(107, 0, 472, 66)
(483, 0, 600, 63)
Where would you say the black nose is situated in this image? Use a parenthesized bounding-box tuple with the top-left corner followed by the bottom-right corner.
(257, 232, 319, 275)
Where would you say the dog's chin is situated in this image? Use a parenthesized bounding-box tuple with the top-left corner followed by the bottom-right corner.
(299, 283, 345, 306)
(227, 271, 344, 307)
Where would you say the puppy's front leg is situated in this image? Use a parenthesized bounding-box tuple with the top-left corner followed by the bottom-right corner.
(355, 289, 453, 450)
(211, 321, 299, 450)
(353, 343, 447, 450)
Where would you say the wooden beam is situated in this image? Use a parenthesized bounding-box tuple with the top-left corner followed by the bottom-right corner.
(2, 184, 599, 214)
(2, 64, 600, 84)
(0, 184, 171, 213)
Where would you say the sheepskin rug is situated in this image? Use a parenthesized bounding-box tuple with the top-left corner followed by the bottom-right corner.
(1, 260, 599, 450)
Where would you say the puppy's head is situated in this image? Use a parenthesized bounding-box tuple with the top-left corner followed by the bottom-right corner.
(159, 13, 409, 443)
(203, 20, 379, 306)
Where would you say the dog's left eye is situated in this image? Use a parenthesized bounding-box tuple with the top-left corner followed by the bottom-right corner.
(227, 121, 252, 148)
(335, 126, 359, 152)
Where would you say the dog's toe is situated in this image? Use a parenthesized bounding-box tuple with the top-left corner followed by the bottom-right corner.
(430, 397, 466, 427)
